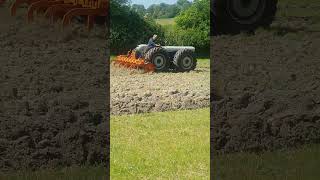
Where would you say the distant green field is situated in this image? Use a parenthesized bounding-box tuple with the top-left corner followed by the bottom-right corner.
(155, 18, 176, 26)
(110, 108, 210, 179)
(197, 58, 210, 68)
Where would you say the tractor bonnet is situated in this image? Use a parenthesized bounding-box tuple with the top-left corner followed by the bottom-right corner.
(136, 44, 195, 53)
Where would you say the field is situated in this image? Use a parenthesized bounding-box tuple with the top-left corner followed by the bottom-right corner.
(3, 0, 320, 178)
(1, 108, 210, 179)
(109, 53, 210, 179)
(211, 0, 320, 178)
(109, 11, 210, 177)
(110, 58, 210, 115)
(155, 18, 176, 26)
(110, 108, 210, 179)
(0, 2, 108, 172)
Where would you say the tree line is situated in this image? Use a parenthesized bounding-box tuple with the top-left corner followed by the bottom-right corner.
(131, 0, 192, 19)
(110, 0, 210, 56)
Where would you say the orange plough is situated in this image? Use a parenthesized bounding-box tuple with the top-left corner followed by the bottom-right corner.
(9, 0, 108, 30)
(44, 2, 82, 23)
(114, 51, 155, 73)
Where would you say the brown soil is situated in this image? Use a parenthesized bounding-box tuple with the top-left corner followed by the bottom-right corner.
(110, 62, 210, 115)
(211, 3, 320, 153)
(0, 4, 109, 171)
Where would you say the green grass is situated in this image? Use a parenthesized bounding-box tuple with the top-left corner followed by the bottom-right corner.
(155, 18, 176, 26)
(214, 145, 320, 180)
(0, 166, 107, 180)
(110, 55, 116, 61)
(110, 108, 210, 179)
(197, 58, 210, 68)
(155, 18, 176, 32)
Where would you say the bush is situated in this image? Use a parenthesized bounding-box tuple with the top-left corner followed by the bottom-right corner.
(110, 0, 165, 54)
(164, 27, 209, 56)
(109, 0, 209, 56)
(163, 0, 210, 56)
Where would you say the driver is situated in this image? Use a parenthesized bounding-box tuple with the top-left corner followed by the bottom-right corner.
(135, 35, 160, 59)
(147, 34, 160, 49)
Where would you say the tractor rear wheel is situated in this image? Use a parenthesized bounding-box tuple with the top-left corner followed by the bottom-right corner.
(173, 49, 197, 72)
(145, 47, 170, 72)
(213, 0, 277, 34)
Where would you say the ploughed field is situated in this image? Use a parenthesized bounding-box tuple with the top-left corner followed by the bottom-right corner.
(110, 60, 210, 115)
(0, 3, 108, 171)
(211, 0, 320, 153)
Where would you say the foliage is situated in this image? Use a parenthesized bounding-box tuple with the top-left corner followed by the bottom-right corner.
(131, 4, 146, 16)
(176, 0, 210, 31)
(110, 0, 164, 53)
(164, 0, 210, 55)
(177, 0, 193, 11)
(131, 0, 192, 19)
(164, 27, 209, 55)
(146, 3, 180, 19)
(110, 0, 209, 56)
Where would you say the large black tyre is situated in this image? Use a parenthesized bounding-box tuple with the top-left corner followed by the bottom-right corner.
(212, 0, 277, 35)
(173, 49, 197, 72)
(144, 47, 170, 72)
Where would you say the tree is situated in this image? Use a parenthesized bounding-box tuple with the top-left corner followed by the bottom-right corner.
(146, 3, 180, 19)
(177, 0, 192, 11)
(110, 0, 165, 53)
(176, 0, 210, 32)
(164, 0, 210, 55)
(131, 4, 146, 16)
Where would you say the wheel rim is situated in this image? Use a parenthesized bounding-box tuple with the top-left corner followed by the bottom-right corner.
(227, 0, 266, 25)
(181, 56, 193, 69)
(153, 55, 166, 70)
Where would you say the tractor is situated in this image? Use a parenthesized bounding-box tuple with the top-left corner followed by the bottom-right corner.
(115, 45, 197, 73)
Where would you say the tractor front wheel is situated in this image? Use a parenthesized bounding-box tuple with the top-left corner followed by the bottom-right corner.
(144, 47, 170, 72)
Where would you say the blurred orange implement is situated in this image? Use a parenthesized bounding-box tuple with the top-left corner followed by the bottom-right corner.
(10, 0, 108, 30)
(114, 50, 155, 73)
